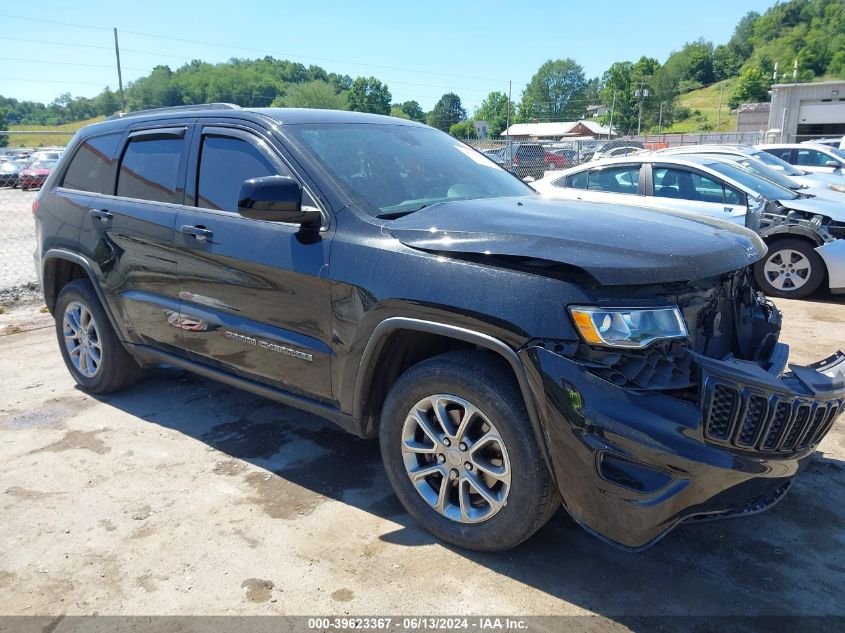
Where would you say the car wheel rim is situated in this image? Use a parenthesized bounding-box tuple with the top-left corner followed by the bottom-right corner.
(63, 301, 102, 378)
(763, 249, 811, 291)
(400, 394, 511, 524)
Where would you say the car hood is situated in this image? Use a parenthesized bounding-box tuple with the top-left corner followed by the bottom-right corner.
(777, 196, 845, 222)
(22, 169, 50, 175)
(388, 196, 766, 285)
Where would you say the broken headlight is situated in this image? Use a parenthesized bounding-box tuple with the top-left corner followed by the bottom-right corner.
(569, 306, 688, 349)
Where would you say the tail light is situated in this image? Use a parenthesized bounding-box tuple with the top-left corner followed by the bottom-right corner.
(512, 155, 520, 166)
(32, 199, 40, 216)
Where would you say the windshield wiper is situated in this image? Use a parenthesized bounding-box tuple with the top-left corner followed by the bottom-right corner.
(376, 204, 427, 220)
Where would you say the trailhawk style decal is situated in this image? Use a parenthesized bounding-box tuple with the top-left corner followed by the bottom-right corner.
(224, 331, 313, 362)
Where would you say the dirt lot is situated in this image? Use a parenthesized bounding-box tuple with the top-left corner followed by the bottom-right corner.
(0, 297, 844, 623)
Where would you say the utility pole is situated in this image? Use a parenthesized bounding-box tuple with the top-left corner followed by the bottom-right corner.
(635, 81, 648, 136)
(113, 28, 126, 111)
(506, 80, 512, 154)
(716, 83, 724, 131)
(608, 90, 616, 140)
(658, 101, 664, 135)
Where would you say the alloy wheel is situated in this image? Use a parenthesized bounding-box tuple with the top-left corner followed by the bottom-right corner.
(400, 394, 511, 524)
(62, 301, 102, 377)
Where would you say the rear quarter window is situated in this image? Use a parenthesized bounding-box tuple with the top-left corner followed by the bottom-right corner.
(565, 171, 588, 189)
(61, 133, 122, 193)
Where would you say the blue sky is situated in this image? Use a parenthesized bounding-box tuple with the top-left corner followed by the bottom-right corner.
(1, 0, 778, 113)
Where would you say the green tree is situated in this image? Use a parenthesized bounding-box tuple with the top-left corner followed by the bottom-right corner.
(475, 91, 514, 137)
(398, 100, 426, 122)
(273, 80, 347, 109)
(95, 88, 121, 116)
(520, 59, 587, 121)
(347, 76, 391, 115)
(729, 66, 771, 108)
(449, 119, 477, 138)
(389, 105, 410, 119)
(428, 93, 465, 131)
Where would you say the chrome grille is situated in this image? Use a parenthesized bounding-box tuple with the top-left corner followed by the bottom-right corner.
(703, 379, 843, 453)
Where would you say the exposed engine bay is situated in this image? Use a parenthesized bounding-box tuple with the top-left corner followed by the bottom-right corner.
(548, 268, 783, 393)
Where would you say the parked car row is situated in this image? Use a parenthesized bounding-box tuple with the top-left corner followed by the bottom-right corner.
(533, 142, 845, 299)
(0, 148, 64, 189)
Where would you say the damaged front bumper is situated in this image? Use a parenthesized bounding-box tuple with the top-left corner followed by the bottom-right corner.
(521, 345, 845, 550)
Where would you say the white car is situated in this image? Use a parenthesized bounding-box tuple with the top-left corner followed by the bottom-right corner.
(801, 136, 845, 150)
(757, 143, 845, 176)
(532, 154, 845, 299)
(657, 144, 845, 193)
(657, 146, 845, 203)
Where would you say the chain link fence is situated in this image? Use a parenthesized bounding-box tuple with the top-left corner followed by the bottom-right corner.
(0, 133, 72, 298)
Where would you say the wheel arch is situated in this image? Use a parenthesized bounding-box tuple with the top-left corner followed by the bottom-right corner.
(760, 225, 825, 247)
(352, 318, 552, 466)
(42, 250, 122, 330)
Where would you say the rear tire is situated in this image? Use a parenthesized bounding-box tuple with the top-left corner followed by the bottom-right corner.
(379, 350, 559, 551)
(754, 238, 825, 299)
(54, 279, 144, 394)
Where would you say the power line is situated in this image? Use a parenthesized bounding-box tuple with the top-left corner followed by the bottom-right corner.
(0, 13, 508, 84)
(0, 56, 148, 72)
(0, 76, 111, 86)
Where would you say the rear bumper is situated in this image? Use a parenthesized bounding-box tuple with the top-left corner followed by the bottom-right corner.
(522, 345, 845, 550)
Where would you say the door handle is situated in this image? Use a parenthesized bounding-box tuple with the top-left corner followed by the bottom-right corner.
(724, 207, 734, 213)
(180, 225, 213, 242)
(90, 208, 113, 221)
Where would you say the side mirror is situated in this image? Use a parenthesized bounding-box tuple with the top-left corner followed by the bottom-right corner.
(825, 160, 840, 168)
(238, 176, 321, 228)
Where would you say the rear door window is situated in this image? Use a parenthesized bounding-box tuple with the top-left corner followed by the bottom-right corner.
(765, 148, 793, 162)
(116, 134, 185, 204)
(586, 165, 640, 194)
(61, 133, 122, 193)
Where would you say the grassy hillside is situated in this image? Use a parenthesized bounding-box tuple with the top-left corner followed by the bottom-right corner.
(6, 116, 104, 148)
(664, 79, 739, 133)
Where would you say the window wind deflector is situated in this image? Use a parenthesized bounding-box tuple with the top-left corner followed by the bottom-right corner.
(128, 127, 187, 140)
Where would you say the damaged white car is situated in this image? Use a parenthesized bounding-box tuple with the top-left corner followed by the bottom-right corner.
(532, 154, 845, 299)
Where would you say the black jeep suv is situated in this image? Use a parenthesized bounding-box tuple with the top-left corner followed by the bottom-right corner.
(33, 104, 845, 551)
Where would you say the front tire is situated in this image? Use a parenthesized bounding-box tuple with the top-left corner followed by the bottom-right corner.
(379, 350, 559, 551)
(754, 238, 825, 299)
(55, 279, 144, 394)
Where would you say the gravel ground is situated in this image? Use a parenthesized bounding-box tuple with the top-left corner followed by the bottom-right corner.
(0, 187, 39, 290)
(0, 296, 843, 625)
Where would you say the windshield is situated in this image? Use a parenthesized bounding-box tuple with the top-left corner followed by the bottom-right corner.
(706, 160, 798, 200)
(28, 161, 56, 170)
(748, 150, 804, 176)
(730, 157, 802, 189)
(287, 123, 534, 217)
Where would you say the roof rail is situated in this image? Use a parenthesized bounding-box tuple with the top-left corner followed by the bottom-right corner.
(106, 103, 241, 121)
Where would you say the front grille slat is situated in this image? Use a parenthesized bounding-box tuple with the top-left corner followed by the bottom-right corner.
(734, 393, 768, 447)
(705, 384, 739, 441)
(703, 381, 842, 454)
(797, 405, 828, 450)
(761, 401, 793, 451)
(779, 404, 811, 452)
